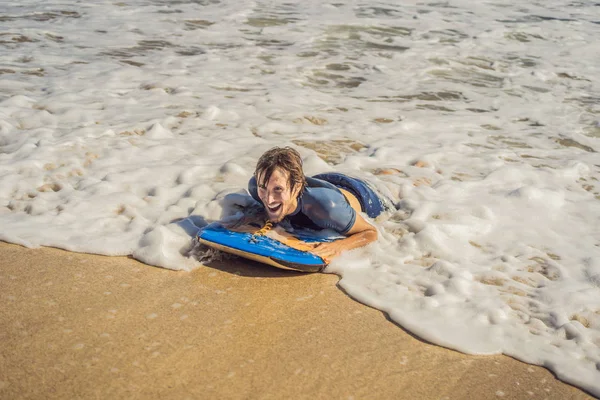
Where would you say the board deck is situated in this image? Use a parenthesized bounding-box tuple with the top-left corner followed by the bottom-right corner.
(197, 223, 338, 272)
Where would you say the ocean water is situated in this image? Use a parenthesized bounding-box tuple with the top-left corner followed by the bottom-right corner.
(1, 0, 599, 395)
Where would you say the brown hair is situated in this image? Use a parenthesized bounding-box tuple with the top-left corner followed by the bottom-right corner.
(255, 147, 306, 194)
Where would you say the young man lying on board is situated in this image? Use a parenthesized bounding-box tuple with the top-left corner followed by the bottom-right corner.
(244, 147, 390, 262)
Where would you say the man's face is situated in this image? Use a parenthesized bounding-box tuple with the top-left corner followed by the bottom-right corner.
(257, 167, 300, 223)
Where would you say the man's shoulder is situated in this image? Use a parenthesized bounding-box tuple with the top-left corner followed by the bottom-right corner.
(302, 186, 346, 209)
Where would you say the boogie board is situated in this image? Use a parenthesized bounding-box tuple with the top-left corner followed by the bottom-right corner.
(197, 222, 341, 272)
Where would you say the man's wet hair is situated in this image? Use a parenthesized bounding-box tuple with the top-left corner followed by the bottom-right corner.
(255, 147, 307, 194)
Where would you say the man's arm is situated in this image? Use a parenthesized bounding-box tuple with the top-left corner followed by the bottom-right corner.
(311, 211, 378, 263)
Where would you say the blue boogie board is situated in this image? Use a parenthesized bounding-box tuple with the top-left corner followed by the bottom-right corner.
(197, 223, 340, 272)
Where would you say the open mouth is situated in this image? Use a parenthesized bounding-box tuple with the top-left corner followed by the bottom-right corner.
(267, 203, 282, 213)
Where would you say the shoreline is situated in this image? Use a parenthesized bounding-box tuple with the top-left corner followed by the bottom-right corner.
(0, 241, 592, 399)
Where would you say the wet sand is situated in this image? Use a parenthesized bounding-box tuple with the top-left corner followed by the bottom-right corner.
(0, 242, 593, 399)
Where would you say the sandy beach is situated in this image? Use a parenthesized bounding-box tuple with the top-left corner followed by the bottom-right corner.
(0, 242, 593, 399)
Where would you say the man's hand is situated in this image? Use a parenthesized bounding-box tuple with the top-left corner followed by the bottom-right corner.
(308, 214, 378, 265)
(310, 241, 343, 264)
(220, 203, 267, 230)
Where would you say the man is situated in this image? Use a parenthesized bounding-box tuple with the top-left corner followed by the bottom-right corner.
(247, 147, 389, 261)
